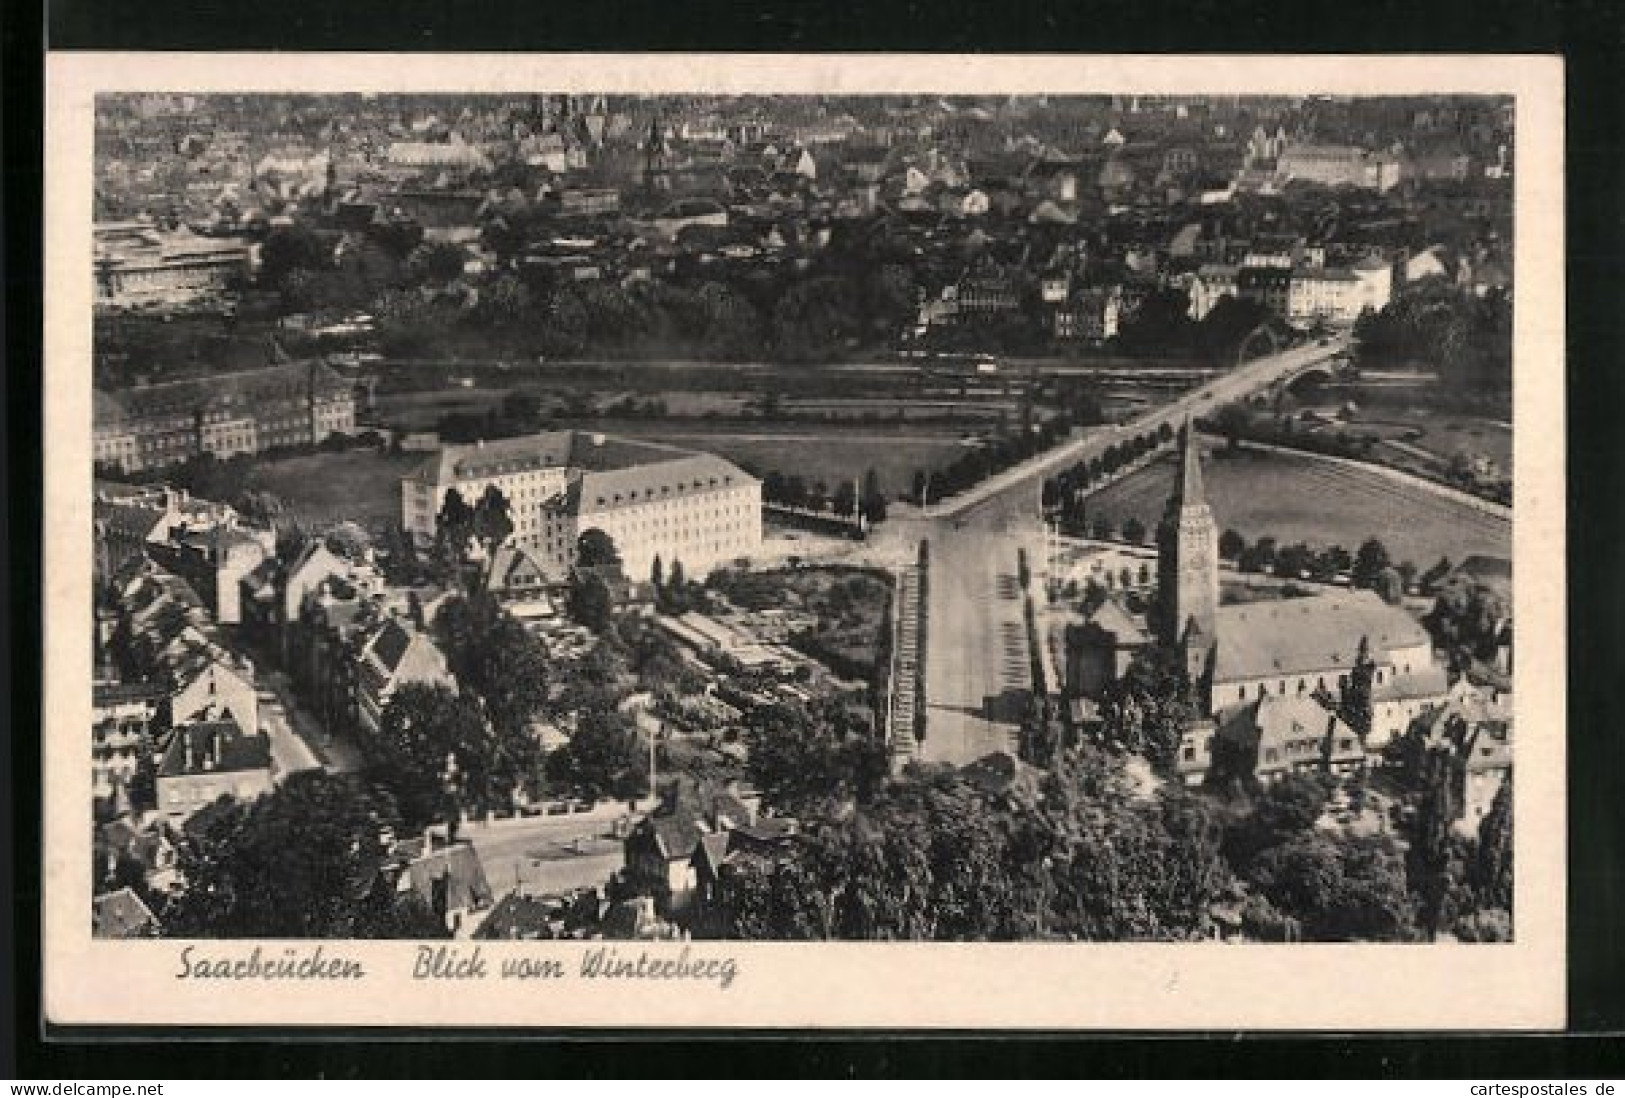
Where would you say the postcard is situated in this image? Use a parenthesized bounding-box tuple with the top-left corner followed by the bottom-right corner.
(44, 52, 1564, 1030)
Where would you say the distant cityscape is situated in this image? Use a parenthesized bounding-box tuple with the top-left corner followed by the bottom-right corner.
(90, 92, 1512, 946)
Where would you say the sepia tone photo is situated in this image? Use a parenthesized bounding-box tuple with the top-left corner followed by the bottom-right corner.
(44, 54, 1565, 1030)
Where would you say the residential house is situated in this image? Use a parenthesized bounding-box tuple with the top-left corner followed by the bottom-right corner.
(355, 618, 455, 734)
(97, 816, 179, 895)
(168, 647, 259, 734)
(92, 679, 165, 801)
(1187, 264, 1240, 321)
(92, 886, 162, 939)
(155, 717, 274, 824)
(1213, 693, 1368, 785)
(393, 836, 494, 937)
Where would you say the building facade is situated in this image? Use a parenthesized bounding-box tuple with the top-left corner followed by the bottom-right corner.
(94, 361, 357, 473)
(401, 431, 762, 582)
(94, 221, 251, 309)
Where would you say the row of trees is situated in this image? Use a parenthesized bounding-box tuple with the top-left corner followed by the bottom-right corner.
(1043, 421, 1177, 518)
(761, 467, 888, 523)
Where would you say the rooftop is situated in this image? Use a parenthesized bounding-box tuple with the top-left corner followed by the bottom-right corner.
(1213, 590, 1430, 684)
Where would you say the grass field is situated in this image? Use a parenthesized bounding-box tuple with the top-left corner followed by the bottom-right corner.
(1086, 445, 1510, 568)
(561, 420, 971, 498)
(244, 451, 425, 530)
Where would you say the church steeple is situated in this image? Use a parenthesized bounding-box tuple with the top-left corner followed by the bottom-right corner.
(1156, 419, 1220, 655)
(1173, 416, 1205, 507)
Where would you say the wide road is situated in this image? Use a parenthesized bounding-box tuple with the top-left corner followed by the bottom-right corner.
(935, 335, 1352, 523)
(913, 522, 1039, 767)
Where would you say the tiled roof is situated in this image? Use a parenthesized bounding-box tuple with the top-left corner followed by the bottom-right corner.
(576, 454, 752, 515)
(158, 718, 271, 779)
(368, 619, 415, 674)
(97, 502, 170, 541)
(473, 892, 559, 940)
(410, 430, 700, 488)
(402, 842, 492, 913)
(94, 361, 351, 426)
(1213, 590, 1430, 684)
(93, 887, 160, 939)
(646, 808, 709, 861)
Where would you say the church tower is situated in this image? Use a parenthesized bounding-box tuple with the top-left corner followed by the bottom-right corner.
(1156, 421, 1220, 664)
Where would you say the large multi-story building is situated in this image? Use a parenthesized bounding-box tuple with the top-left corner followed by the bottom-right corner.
(401, 431, 762, 582)
(93, 361, 356, 473)
(93, 221, 252, 309)
(1275, 144, 1404, 193)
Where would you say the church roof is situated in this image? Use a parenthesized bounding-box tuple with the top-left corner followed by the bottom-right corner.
(1212, 590, 1430, 683)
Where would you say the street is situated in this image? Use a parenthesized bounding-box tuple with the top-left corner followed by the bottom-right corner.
(260, 669, 364, 776)
(464, 808, 634, 898)
(915, 524, 1035, 766)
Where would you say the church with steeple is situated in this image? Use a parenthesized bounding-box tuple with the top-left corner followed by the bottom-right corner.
(1155, 420, 1220, 681)
(1065, 420, 1452, 783)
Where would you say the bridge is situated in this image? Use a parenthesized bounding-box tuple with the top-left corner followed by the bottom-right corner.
(930, 334, 1353, 527)
(900, 334, 1354, 766)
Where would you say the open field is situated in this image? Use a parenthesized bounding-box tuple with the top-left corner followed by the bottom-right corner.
(1085, 444, 1510, 567)
(1299, 406, 1512, 469)
(244, 450, 425, 530)
(242, 427, 967, 529)
(551, 420, 971, 498)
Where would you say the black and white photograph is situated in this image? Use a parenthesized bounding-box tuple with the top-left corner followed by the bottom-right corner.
(42, 53, 1565, 1030)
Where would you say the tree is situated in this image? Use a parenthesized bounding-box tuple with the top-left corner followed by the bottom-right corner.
(772, 276, 860, 362)
(650, 554, 665, 601)
(1472, 781, 1513, 914)
(860, 468, 889, 524)
(1374, 566, 1405, 605)
(1339, 636, 1376, 740)
(369, 683, 494, 829)
(234, 489, 285, 528)
(1249, 833, 1414, 941)
(1218, 529, 1247, 561)
(1224, 772, 1332, 868)
(575, 528, 623, 579)
(568, 572, 615, 633)
(1406, 738, 1465, 938)
(258, 224, 331, 293)
(472, 485, 514, 554)
(164, 770, 449, 939)
(665, 560, 689, 614)
(547, 708, 648, 804)
(1098, 647, 1195, 774)
(1352, 537, 1392, 590)
(324, 521, 372, 563)
(405, 241, 469, 286)
(746, 701, 888, 816)
(830, 479, 858, 519)
(435, 488, 475, 563)
(435, 593, 549, 748)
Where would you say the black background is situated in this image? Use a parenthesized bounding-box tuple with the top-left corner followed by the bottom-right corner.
(6, 0, 1624, 1078)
